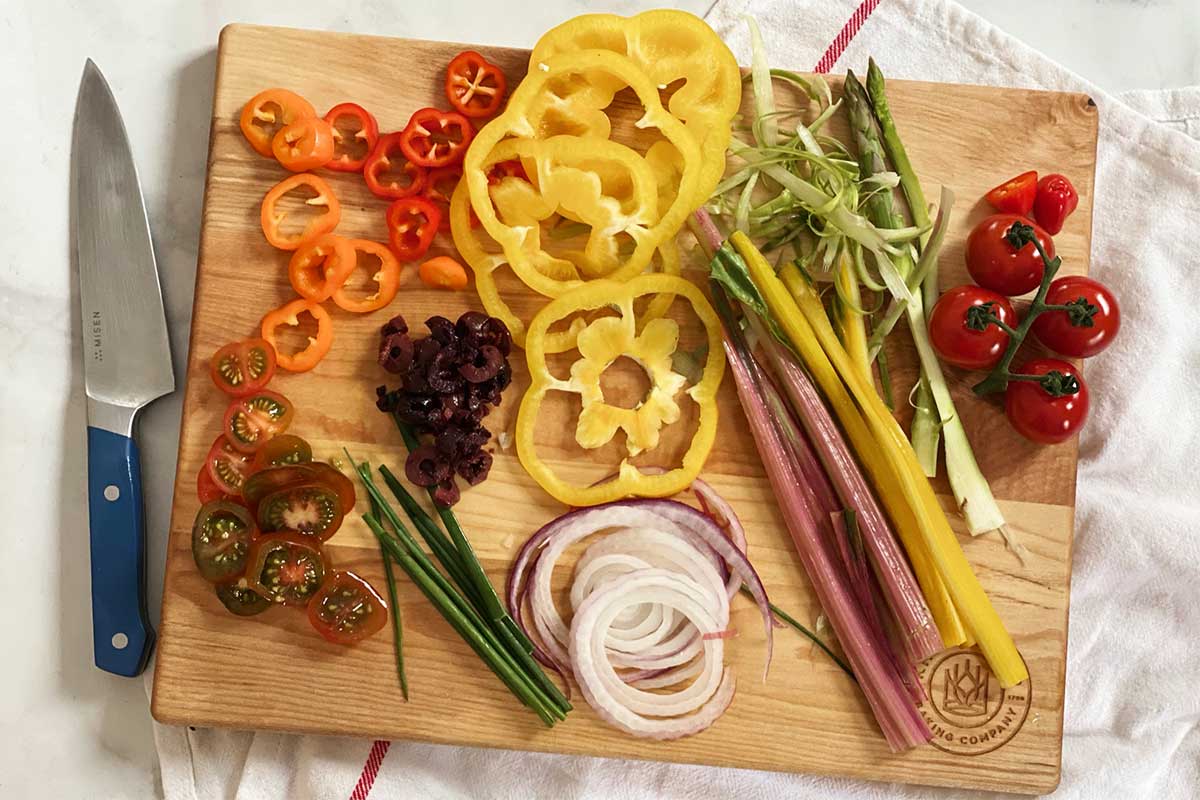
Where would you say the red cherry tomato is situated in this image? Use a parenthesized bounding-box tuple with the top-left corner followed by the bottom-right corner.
(197, 463, 229, 504)
(1031, 276, 1120, 358)
(928, 285, 1017, 371)
(1032, 173, 1078, 235)
(306, 571, 388, 644)
(222, 390, 295, 453)
(984, 171, 1038, 216)
(210, 339, 277, 398)
(966, 214, 1056, 296)
(205, 435, 254, 495)
(1004, 358, 1089, 444)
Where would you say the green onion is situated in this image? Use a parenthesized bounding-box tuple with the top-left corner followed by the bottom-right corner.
(370, 495, 409, 701)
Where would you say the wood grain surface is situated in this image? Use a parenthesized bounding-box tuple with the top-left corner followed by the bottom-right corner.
(151, 23, 1099, 796)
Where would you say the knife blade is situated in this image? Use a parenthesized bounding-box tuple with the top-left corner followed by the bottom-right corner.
(72, 59, 174, 677)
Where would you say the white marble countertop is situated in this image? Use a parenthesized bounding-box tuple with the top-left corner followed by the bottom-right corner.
(1, 0, 1195, 797)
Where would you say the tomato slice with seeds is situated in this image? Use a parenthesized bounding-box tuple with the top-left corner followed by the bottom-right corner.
(247, 532, 330, 607)
(197, 462, 229, 503)
(223, 390, 295, 453)
(192, 500, 256, 584)
(216, 579, 272, 617)
(241, 462, 357, 515)
(306, 571, 388, 644)
(206, 435, 254, 495)
(251, 434, 313, 472)
(256, 483, 344, 541)
(210, 339, 277, 398)
(303, 462, 357, 514)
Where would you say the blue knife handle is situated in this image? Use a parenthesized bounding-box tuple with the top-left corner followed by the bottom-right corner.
(87, 426, 154, 676)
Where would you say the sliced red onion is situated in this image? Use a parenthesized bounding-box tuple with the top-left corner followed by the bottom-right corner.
(570, 569, 736, 738)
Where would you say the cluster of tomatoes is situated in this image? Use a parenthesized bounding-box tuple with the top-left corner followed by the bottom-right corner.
(928, 173, 1119, 444)
(193, 337, 387, 645)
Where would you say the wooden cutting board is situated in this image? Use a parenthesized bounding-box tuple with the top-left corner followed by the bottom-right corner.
(152, 23, 1098, 796)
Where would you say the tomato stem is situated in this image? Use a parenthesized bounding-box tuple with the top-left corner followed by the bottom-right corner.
(972, 223, 1066, 396)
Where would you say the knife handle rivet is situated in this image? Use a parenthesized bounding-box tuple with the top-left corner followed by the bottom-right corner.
(103, 485, 120, 502)
(111, 633, 129, 650)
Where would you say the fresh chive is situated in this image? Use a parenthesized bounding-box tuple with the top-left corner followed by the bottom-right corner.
(743, 587, 857, 682)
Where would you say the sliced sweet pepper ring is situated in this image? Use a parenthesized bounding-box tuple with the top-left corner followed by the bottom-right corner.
(463, 49, 702, 296)
(240, 89, 316, 157)
(260, 299, 334, 373)
(450, 181, 679, 352)
(330, 239, 402, 313)
(261, 174, 341, 251)
(528, 10, 741, 194)
(478, 135, 663, 288)
(288, 234, 356, 302)
(515, 273, 725, 506)
(323, 102, 380, 172)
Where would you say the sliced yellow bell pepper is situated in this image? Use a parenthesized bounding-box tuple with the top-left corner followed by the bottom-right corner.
(449, 182, 680, 353)
(528, 10, 741, 194)
(464, 49, 703, 297)
(515, 273, 725, 506)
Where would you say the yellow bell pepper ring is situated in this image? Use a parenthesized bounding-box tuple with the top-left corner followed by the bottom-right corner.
(464, 49, 703, 297)
(515, 273, 726, 506)
(528, 10, 741, 195)
(449, 181, 681, 353)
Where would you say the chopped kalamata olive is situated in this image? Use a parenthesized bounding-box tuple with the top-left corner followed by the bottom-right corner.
(379, 331, 414, 374)
(381, 315, 408, 338)
(456, 449, 493, 485)
(406, 444, 451, 487)
(426, 315, 457, 345)
(433, 479, 461, 507)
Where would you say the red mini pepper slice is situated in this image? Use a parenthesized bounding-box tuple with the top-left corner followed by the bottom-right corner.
(984, 170, 1038, 217)
(386, 196, 441, 262)
(398, 108, 474, 168)
(423, 165, 462, 231)
(363, 132, 427, 199)
(323, 102, 379, 172)
(445, 51, 508, 118)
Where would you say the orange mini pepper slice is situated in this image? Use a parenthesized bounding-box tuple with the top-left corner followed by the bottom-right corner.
(288, 234, 356, 302)
(261, 174, 341, 251)
(331, 240, 402, 313)
(240, 89, 316, 157)
(272, 117, 336, 172)
(418, 256, 468, 291)
(260, 299, 333, 373)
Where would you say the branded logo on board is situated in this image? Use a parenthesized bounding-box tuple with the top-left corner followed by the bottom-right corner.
(917, 648, 1032, 756)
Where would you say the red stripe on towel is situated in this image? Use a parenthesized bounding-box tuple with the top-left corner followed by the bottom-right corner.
(348, 739, 391, 800)
(814, 0, 882, 73)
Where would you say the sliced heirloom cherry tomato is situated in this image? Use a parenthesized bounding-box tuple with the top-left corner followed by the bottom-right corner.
(192, 500, 256, 584)
(223, 390, 295, 453)
(966, 213, 1056, 296)
(1033, 173, 1079, 235)
(210, 338, 277, 398)
(323, 102, 379, 172)
(363, 132, 426, 199)
(399, 108, 473, 168)
(261, 299, 334, 373)
(251, 434, 313, 472)
(288, 234, 356, 302)
(1031, 276, 1120, 358)
(1005, 358, 1089, 444)
(272, 117, 336, 172)
(242, 462, 356, 516)
(240, 89, 316, 157)
(445, 50, 508, 118)
(216, 580, 272, 617)
(247, 532, 330, 607)
(928, 285, 1017, 371)
(985, 170, 1038, 216)
(206, 435, 254, 495)
(423, 165, 461, 231)
(386, 196, 440, 262)
(307, 572, 387, 645)
(197, 464, 228, 504)
(330, 239, 402, 313)
(261, 174, 341, 251)
(257, 483, 344, 541)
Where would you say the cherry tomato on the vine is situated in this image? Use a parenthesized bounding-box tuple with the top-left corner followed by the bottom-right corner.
(1031, 275, 1119, 358)
(1004, 358, 1089, 444)
(928, 285, 1017, 371)
(966, 214, 1056, 296)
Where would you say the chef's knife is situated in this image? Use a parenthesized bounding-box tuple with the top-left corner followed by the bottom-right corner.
(72, 60, 175, 677)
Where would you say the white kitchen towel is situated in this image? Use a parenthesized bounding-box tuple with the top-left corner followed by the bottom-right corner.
(151, 0, 1200, 797)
